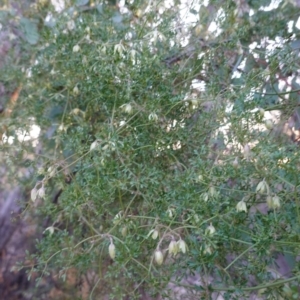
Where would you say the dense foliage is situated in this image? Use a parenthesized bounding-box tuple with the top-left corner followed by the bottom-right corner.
(2, 0, 300, 299)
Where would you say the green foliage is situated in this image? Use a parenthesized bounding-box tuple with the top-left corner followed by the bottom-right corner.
(3, 0, 300, 299)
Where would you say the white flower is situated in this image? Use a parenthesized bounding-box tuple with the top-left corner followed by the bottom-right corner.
(85, 34, 91, 41)
(31, 187, 38, 202)
(177, 239, 188, 254)
(113, 211, 123, 225)
(73, 45, 80, 52)
(67, 20, 75, 31)
(267, 195, 281, 209)
(265, 120, 274, 130)
(120, 103, 133, 114)
(201, 192, 209, 202)
(148, 112, 158, 122)
(154, 249, 164, 265)
(195, 24, 203, 36)
(152, 229, 159, 240)
(272, 195, 280, 209)
(73, 86, 79, 95)
(236, 200, 247, 212)
(90, 140, 101, 151)
(166, 208, 175, 218)
(114, 43, 125, 56)
(258, 108, 265, 117)
(44, 226, 54, 235)
(232, 157, 239, 168)
(168, 240, 178, 256)
(38, 186, 45, 198)
(205, 223, 216, 236)
(109, 242, 116, 259)
(209, 186, 218, 198)
(256, 179, 269, 194)
(203, 244, 212, 255)
(47, 166, 56, 178)
(135, 9, 142, 18)
(121, 226, 127, 237)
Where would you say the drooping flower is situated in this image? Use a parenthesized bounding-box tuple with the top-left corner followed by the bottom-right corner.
(236, 200, 247, 212)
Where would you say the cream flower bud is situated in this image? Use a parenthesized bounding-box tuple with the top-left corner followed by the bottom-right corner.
(202, 192, 209, 202)
(197, 175, 203, 182)
(90, 140, 100, 151)
(205, 223, 216, 236)
(259, 108, 265, 117)
(73, 44, 80, 52)
(167, 208, 175, 218)
(177, 239, 188, 254)
(209, 186, 215, 197)
(237, 45, 243, 55)
(73, 86, 79, 95)
(38, 186, 45, 199)
(47, 166, 56, 178)
(232, 157, 239, 168)
(113, 211, 123, 225)
(148, 112, 158, 122)
(121, 226, 127, 237)
(114, 43, 125, 56)
(265, 120, 274, 130)
(44, 226, 54, 235)
(203, 244, 212, 255)
(120, 103, 133, 114)
(135, 9, 142, 18)
(190, 99, 199, 108)
(109, 242, 116, 260)
(151, 229, 159, 240)
(272, 195, 280, 209)
(236, 200, 247, 212)
(195, 24, 203, 36)
(267, 195, 280, 209)
(31, 187, 38, 202)
(154, 249, 163, 265)
(67, 20, 75, 31)
(256, 179, 269, 194)
(168, 240, 178, 256)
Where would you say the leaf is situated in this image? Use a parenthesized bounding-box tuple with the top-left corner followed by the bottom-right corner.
(20, 18, 39, 45)
(76, 0, 89, 6)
